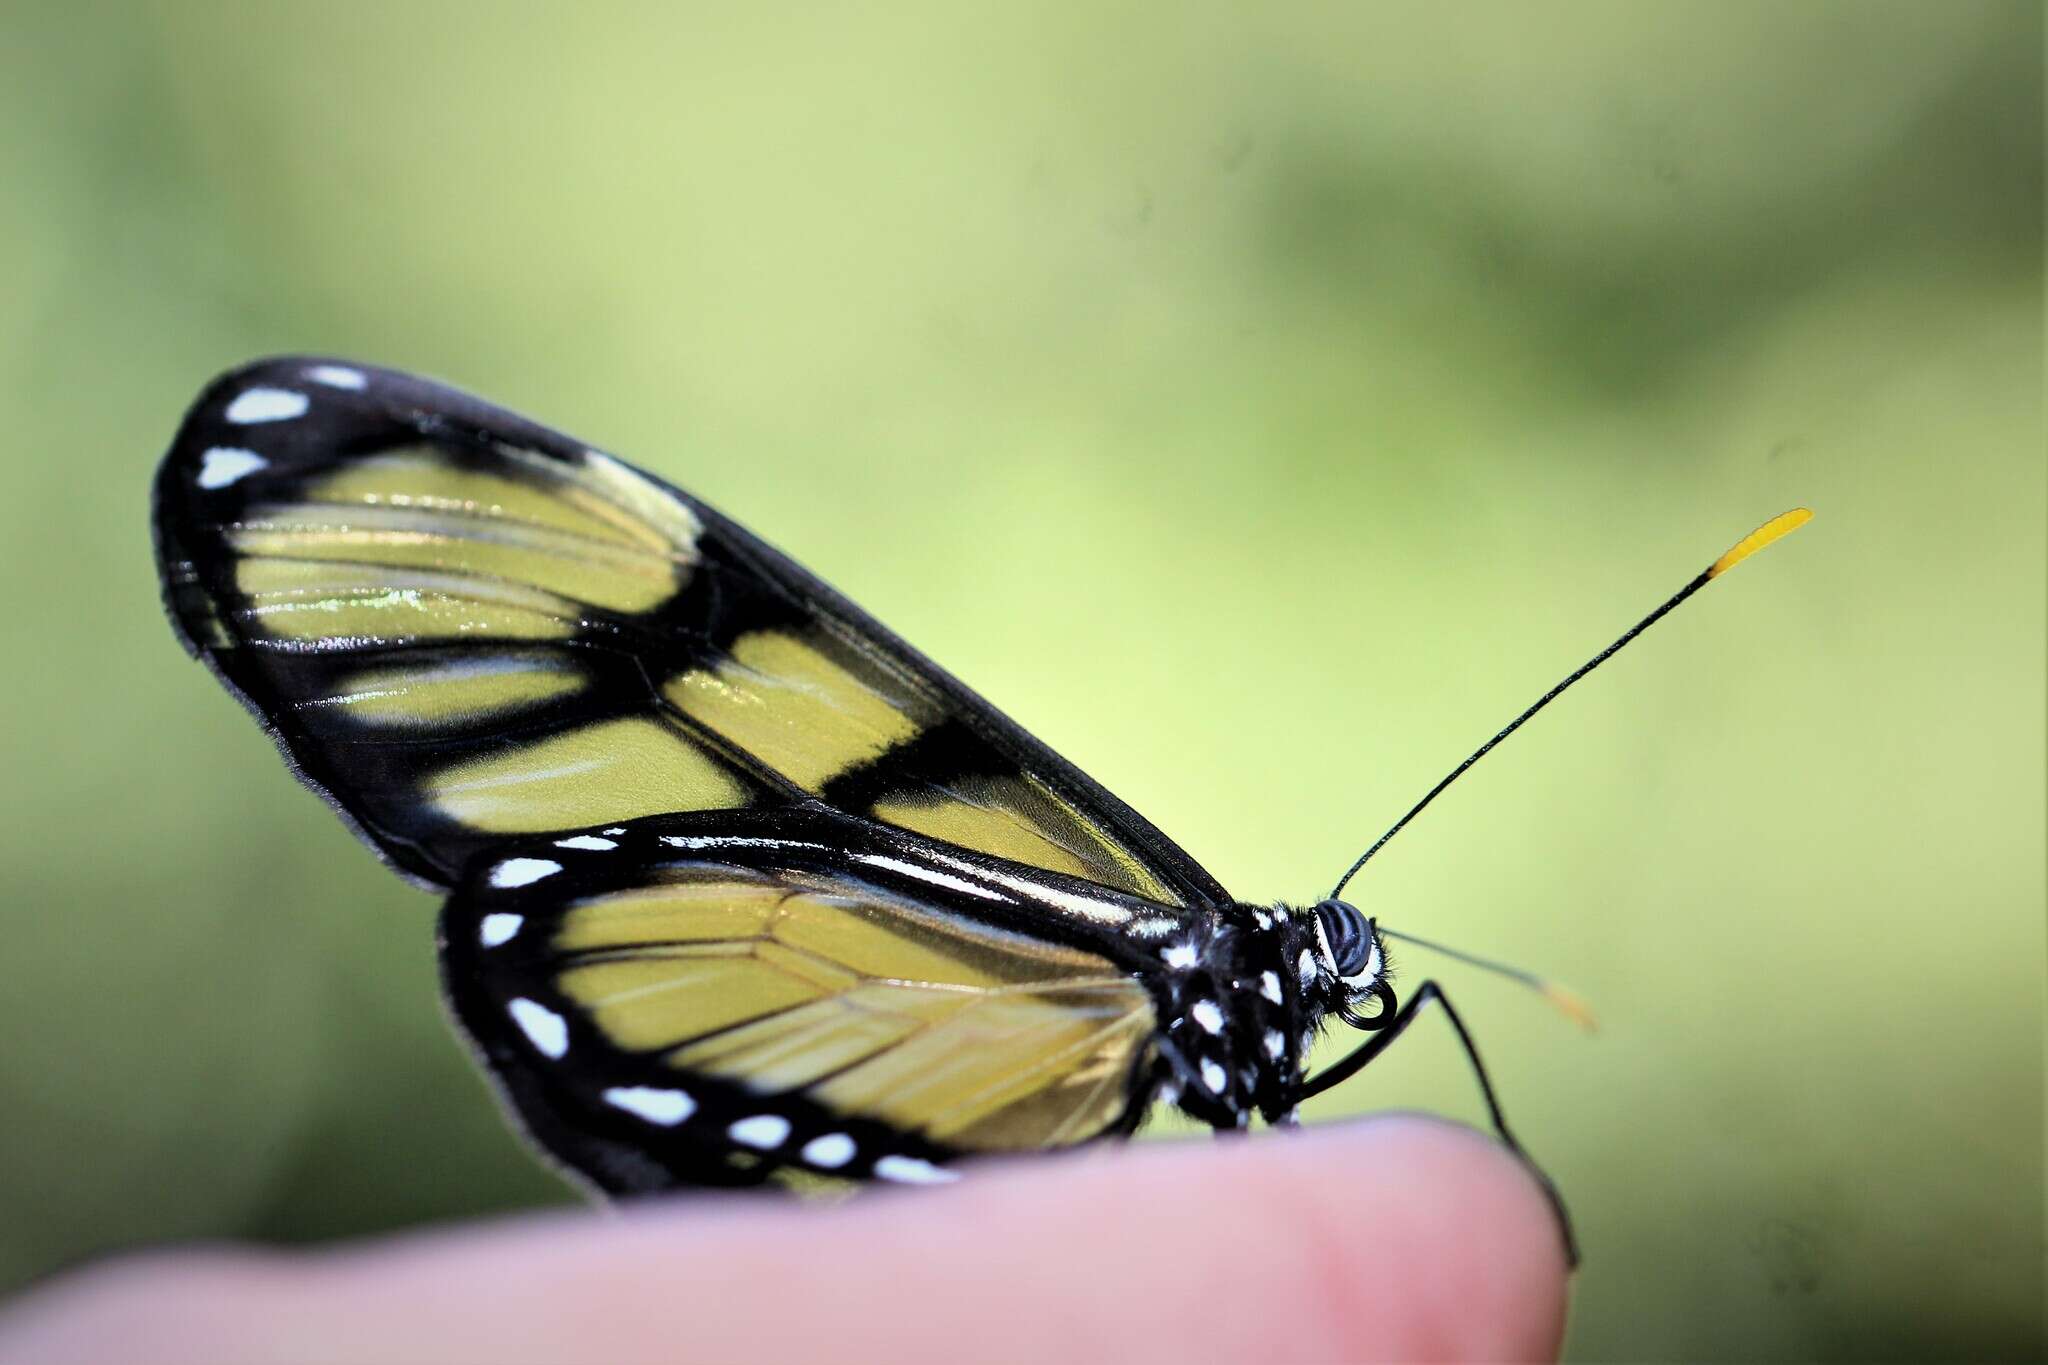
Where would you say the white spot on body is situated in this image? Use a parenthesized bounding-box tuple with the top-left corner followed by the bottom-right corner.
(728, 1115, 791, 1150)
(507, 998, 568, 1058)
(1264, 1028, 1286, 1059)
(1259, 970, 1283, 1004)
(603, 1086, 695, 1125)
(197, 446, 267, 489)
(224, 387, 309, 423)
(1298, 948, 1318, 991)
(1156, 1080, 1181, 1109)
(1190, 999, 1225, 1035)
(1161, 943, 1197, 970)
(1200, 1058, 1227, 1094)
(478, 912, 523, 947)
(490, 857, 561, 888)
(802, 1133, 857, 1169)
(304, 365, 366, 390)
(874, 1155, 958, 1185)
(554, 835, 617, 851)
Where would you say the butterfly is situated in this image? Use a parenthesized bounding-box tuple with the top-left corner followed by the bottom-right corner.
(153, 357, 1806, 1225)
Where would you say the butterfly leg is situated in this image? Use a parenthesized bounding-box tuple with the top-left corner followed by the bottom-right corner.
(1300, 980, 1577, 1264)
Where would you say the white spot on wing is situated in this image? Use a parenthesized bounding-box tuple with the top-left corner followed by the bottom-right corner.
(554, 835, 617, 851)
(1200, 1058, 1227, 1093)
(855, 854, 1004, 901)
(603, 1086, 695, 1125)
(922, 849, 1131, 924)
(507, 998, 568, 1058)
(874, 1155, 958, 1185)
(304, 365, 366, 390)
(1259, 970, 1283, 1004)
(490, 857, 560, 888)
(1191, 999, 1224, 1035)
(661, 834, 823, 853)
(728, 1115, 791, 1150)
(197, 446, 267, 489)
(802, 1133, 856, 1169)
(478, 912, 523, 947)
(224, 387, 309, 423)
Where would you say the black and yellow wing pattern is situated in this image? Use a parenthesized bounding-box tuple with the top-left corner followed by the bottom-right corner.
(152, 357, 1270, 1191)
(155, 359, 1221, 905)
(441, 809, 1168, 1191)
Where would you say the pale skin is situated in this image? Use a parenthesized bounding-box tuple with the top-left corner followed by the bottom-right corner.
(0, 1115, 1568, 1364)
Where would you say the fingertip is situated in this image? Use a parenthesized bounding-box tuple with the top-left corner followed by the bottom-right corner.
(1250, 1116, 1571, 1361)
(857, 1114, 1569, 1361)
(808, 1117, 1571, 1363)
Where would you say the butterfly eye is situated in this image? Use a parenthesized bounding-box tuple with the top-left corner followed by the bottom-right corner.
(1313, 900, 1377, 982)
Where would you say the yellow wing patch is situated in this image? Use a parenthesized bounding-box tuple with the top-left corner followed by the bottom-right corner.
(552, 870, 1154, 1151)
(664, 629, 937, 791)
(310, 655, 582, 727)
(661, 628, 1187, 906)
(872, 775, 1176, 903)
(308, 446, 684, 552)
(425, 717, 750, 832)
(232, 557, 583, 643)
(228, 443, 698, 638)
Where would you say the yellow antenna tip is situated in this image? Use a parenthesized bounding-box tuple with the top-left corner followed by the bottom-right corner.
(1709, 507, 1812, 579)
(1541, 981, 1600, 1034)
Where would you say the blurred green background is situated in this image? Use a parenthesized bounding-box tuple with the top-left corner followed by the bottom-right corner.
(1, 2, 2040, 1359)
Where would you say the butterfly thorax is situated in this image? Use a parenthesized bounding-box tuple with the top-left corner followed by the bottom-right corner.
(1150, 903, 1326, 1131)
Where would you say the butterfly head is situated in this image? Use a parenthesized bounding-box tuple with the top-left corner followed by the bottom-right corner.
(1309, 898, 1398, 1031)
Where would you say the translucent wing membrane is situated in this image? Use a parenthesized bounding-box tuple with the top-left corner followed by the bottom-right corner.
(440, 812, 1162, 1191)
(154, 358, 1225, 905)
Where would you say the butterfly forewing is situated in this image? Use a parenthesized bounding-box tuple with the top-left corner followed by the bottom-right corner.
(441, 812, 1162, 1190)
(154, 358, 1225, 907)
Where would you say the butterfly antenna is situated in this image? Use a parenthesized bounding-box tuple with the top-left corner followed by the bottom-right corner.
(1377, 925, 1597, 1031)
(1327, 508, 1812, 902)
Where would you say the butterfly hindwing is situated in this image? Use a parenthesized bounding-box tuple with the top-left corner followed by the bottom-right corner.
(154, 357, 1224, 907)
(439, 808, 1166, 1191)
